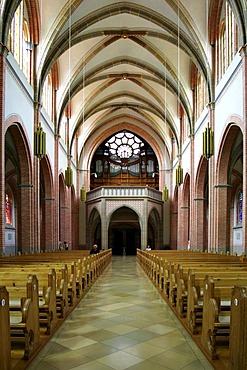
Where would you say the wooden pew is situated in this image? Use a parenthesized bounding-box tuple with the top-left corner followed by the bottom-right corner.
(0, 265, 67, 320)
(0, 286, 11, 370)
(186, 269, 247, 334)
(176, 265, 247, 318)
(136, 249, 247, 368)
(1, 269, 57, 335)
(229, 286, 247, 370)
(0, 249, 112, 367)
(8, 275, 40, 360)
(201, 275, 247, 359)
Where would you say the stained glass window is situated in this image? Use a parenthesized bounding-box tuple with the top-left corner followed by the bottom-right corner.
(5, 192, 13, 225)
(105, 132, 144, 160)
(237, 191, 243, 224)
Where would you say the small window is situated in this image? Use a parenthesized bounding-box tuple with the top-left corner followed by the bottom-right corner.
(5, 191, 13, 225)
(237, 191, 243, 225)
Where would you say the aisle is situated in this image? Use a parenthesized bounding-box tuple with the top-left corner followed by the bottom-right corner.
(28, 256, 213, 370)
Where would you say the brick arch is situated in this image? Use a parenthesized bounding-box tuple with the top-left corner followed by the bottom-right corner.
(40, 156, 54, 251)
(170, 186, 178, 249)
(180, 173, 190, 249)
(5, 118, 33, 252)
(88, 207, 102, 248)
(148, 207, 163, 249)
(215, 118, 243, 253)
(216, 119, 243, 185)
(194, 156, 208, 250)
(5, 116, 32, 185)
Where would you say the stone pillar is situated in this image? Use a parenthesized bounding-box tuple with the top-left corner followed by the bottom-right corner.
(190, 134, 195, 249)
(240, 45, 247, 252)
(0, 44, 8, 254)
(141, 195, 148, 249)
(54, 134, 59, 249)
(101, 198, 108, 249)
(17, 184, 34, 253)
(207, 102, 216, 251)
(194, 198, 207, 250)
(33, 103, 41, 252)
(42, 198, 55, 250)
(214, 184, 231, 253)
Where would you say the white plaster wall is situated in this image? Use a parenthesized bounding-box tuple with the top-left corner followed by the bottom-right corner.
(5, 55, 34, 149)
(180, 54, 243, 186)
(214, 59, 243, 162)
(5, 54, 75, 185)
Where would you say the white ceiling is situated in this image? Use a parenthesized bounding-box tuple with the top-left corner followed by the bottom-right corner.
(37, 0, 211, 167)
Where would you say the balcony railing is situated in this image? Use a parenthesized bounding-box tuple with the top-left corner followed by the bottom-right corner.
(86, 186, 162, 202)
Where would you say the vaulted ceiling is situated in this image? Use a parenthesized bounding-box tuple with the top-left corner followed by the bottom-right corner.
(2, 1, 226, 170)
(34, 0, 216, 169)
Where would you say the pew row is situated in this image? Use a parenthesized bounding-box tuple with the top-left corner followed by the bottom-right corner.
(8, 275, 40, 360)
(0, 286, 11, 370)
(0, 249, 112, 369)
(136, 249, 247, 369)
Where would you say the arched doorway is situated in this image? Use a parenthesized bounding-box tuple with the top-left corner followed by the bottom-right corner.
(147, 207, 163, 249)
(88, 208, 102, 249)
(108, 207, 140, 255)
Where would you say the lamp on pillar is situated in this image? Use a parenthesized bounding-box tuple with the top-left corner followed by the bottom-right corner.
(34, 123, 46, 159)
(80, 186, 86, 202)
(203, 122, 214, 160)
(176, 164, 183, 186)
(162, 185, 169, 202)
(65, 165, 73, 187)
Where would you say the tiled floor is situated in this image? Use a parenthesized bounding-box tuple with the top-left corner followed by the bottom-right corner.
(27, 256, 214, 370)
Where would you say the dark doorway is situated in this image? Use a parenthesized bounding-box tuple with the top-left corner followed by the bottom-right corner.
(111, 227, 138, 255)
(108, 207, 140, 255)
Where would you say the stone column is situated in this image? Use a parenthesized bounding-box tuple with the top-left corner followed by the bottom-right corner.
(207, 102, 216, 251)
(17, 184, 34, 253)
(54, 134, 60, 249)
(33, 103, 41, 252)
(214, 184, 231, 253)
(141, 194, 148, 249)
(0, 44, 8, 254)
(190, 134, 195, 249)
(240, 45, 247, 252)
(101, 198, 108, 249)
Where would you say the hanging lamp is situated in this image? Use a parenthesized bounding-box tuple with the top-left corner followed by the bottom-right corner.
(34, 123, 46, 159)
(162, 186, 169, 202)
(65, 165, 73, 187)
(203, 122, 214, 160)
(176, 164, 183, 186)
(80, 186, 86, 202)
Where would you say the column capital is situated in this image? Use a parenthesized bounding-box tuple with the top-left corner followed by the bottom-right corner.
(34, 101, 42, 111)
(239, 44, 247, 58)
(214, 184, 231, 189)
(206, 102, 215, 111)
(0, 43, 9, 57)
